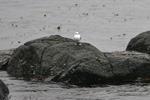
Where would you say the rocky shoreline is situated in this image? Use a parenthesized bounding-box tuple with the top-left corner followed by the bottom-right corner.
(1, 31, 150, 98)
(0, 31, 149, 88)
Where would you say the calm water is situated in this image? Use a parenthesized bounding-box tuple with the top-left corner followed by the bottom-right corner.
(1, 0, 150, 51)
(1, 0, 150, 99)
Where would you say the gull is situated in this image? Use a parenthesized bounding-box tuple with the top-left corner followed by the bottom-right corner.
(74, 32, 81, 45)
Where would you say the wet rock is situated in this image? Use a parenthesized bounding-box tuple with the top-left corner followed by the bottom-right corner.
(126, 31, 150, 54)
(0, 79, 9, 100)
(7, 35, 74, 79)
(0, 49, 13, 71)
(48, 51, 150, 85)
(104, 51, 150, 84)
(7, 35, 112, 86)
(6, 35, 150, 86)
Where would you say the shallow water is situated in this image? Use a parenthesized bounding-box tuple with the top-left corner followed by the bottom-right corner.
(1, 71, 150, 100)
(1, 0, 150, 100)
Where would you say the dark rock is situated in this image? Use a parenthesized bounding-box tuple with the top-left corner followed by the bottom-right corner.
(0, 79, 9, 100)
(0, 49, 13, 71)
(7, 35, 75, 79)
(126, 31, 150, 54)
(7, 35, 112, 85)
(7, 35, 150, 86)
(104, 51, 150, 84)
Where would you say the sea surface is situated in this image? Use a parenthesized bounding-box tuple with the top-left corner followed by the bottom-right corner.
(1, 0, 150, 100)
(1, 71, 150, 100)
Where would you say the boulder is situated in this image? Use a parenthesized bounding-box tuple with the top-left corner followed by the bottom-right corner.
(46, 51, 150, 85)
(126, 31, 150, 54)
(0, 79, 9, 100)
(7, 35, 150, 86)
(104, 51, 150, 84)
(0, 49, 13, 70)
(7, 35, 112, 86)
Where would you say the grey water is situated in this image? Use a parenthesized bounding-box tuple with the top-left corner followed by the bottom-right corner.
(1, 71, 150, 100)
(1, 0, 150, 99)
(1, 0, 150, 52)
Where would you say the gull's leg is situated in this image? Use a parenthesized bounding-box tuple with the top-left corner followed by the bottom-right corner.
(75, 42, 77, 45)
(79, 42, 82, 45)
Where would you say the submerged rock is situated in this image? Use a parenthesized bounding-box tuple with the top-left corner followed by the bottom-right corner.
(126, 31, 150, 54)
(0, 79, 9, 100)
(7, 35, 150, 86)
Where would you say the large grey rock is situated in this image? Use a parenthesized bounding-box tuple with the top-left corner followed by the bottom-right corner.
(126, 31, 150, 54)
(0, 79, 9, 100)
(7, 35, 112, 83)
(7, 35, 150, 86)
(7, 35, 112, 86)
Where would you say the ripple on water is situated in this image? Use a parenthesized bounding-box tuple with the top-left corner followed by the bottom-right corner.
(1, 70, 150, 100)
